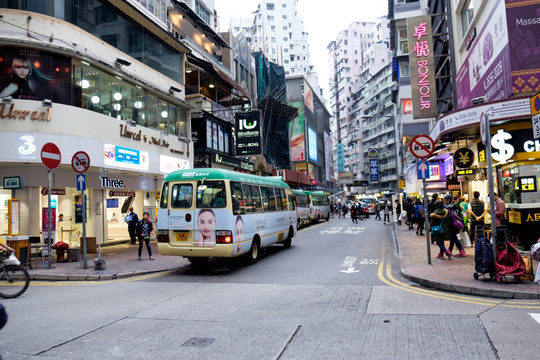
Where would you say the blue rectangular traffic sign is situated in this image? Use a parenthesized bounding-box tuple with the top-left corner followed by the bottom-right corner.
(76, 173, 86, 191)
(369, 159, 379, 182)
(417, 161, 430, 179)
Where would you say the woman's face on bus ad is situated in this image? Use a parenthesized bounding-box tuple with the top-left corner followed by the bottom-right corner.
(236, 219, 244, 242)
(198, 211, 215, 238)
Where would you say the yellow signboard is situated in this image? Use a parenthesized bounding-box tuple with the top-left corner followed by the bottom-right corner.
(398, 179, 405, 189)
(530, 94, 540, 116)
(508, 209, 521, 224)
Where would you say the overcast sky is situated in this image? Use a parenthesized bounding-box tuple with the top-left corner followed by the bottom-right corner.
(215, 0, 388, 101)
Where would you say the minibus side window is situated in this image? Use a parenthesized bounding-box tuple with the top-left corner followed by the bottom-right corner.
(288, 194, 295, 211)
(267, 188, 277, 211)
(160, 182, 169, 209)
(260, 187, 270, 212)
(250, 185, 262, 212)
(197, 181, 226, 208)
(280, 189, 288, 210)
(242, 184, 254, 213)
(231, 182, 245, 215)
(275, 188, 283, 210)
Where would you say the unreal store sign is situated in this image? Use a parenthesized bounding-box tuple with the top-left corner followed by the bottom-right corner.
(235, 110, 262, 156)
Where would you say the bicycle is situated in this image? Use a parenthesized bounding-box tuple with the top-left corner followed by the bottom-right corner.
(0, 251, 30, 298)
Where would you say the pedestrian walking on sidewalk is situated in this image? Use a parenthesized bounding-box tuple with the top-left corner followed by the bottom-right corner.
(395, 200, 402, 225)
(383, 200, 391, 224)
(414, 199, 425, 235)
(375, 202, 381, 220)
(443, 194, 466, 257)
(351, 202, 358, 223)
(125, 207, 139, 245)
(405, 198, 414, 230)
(136, 212, 154, 260)
(467, 191, 486, 244)
(430, 201, 452, 259)
(337, 202, 343, 218)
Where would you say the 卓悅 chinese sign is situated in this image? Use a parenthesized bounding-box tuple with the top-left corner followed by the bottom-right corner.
(407, 15, 438, 119)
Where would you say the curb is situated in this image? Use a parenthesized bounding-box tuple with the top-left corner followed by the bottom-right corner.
(392, 222, 540, 300)
(28, 266, 188, 282)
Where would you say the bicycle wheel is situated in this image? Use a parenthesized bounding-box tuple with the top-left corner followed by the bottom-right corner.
(0, 265, 30, 298)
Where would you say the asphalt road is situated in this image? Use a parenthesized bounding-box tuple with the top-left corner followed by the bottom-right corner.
(2, 216, 540, 359)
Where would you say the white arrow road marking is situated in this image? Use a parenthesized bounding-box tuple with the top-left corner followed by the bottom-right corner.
(341, 267, 360, 274)
(529, 313, 540, 325)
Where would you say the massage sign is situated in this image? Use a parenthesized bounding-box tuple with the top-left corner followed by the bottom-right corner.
(407, 15, 438, 119)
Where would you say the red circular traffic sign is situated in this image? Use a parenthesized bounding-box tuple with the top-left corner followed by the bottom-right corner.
(71, 151, 91, 174)
(41, 143, 61, 169)
(409, 134, 435, 159)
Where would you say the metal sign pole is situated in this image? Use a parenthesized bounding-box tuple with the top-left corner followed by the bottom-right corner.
(423, 177, 431, 265)
(82, 187, 87, 269)
(485, 114, 498, 261)
(47, 169, 52, 269)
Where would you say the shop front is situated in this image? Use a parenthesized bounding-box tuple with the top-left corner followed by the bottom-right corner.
(430, 98, 539, 249)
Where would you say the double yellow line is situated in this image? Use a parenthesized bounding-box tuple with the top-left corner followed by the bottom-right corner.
(377, 235, 540, 309)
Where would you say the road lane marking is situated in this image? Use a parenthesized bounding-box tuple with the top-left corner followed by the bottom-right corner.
(529, 313, 540, 324)
(377, 232, 540, 308)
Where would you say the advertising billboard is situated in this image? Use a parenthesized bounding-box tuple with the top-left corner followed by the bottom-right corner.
(456, 0, 511, 109)
(104, 144, 149, 171)
(324, 132, 331, 181)
(0, 46, 71, 104)
(506, 0, 540, 94)
(308, 126, 318, 162)
(407, 15, 438, 118)
(289, 101, 306, 161)
(235, 110, 261, 156)
(304, 80, 314, 113)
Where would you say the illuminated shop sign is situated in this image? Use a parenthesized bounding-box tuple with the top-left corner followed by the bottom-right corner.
(427, 164, 441, 181)
(456, 169, 476, 176)
(477, 128, 540, 163)
(517, 176, 537, 192)
(407, 15, 437, 119)
(159, 155, 190, 174)
(103, 144, 149, 171)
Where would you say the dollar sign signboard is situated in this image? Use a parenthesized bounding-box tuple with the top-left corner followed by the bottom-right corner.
(491, 129, 514, 164)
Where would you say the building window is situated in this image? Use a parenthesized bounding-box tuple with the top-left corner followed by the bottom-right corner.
(196, 1, 211, 25)
(267, 15, 274, 21)
(399, 28, 408, 54)
(282, 3, 286, 7)
(284, 48, 289, 52)
(284, 59, 289, 63)
(461, 0, 475, 36)
(266, 3, 275, 10)
(290, 55, 295, 62)
(283, 37, 288, 41)
(283, 26, 287, 30)
(283, 15, 287, 19)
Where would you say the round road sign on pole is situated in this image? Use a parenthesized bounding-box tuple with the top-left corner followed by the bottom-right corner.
(71, 151, 91, 174)
(409, 134, 435, 159)
(41, 143, 62, 169)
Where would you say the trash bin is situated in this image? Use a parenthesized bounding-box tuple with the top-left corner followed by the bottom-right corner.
(79, 237, 97, 254)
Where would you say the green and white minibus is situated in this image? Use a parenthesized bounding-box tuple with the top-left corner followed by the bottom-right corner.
(157, 168, 296, 264)
(292, 189, 311, 228)
(307, 191, 331, 223)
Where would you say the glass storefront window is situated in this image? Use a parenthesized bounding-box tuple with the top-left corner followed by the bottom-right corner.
(158, 99, 168, 131)
(146, 93, 159, 129)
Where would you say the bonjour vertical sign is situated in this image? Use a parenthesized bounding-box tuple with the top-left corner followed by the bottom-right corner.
(407, 15, 438, 119)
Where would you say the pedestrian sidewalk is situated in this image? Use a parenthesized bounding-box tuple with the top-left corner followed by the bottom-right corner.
(393, 222, 540, 299)
(25, 243, 190, 281)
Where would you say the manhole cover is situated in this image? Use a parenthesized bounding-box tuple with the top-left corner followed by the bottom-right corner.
(182, 337, 215, 348)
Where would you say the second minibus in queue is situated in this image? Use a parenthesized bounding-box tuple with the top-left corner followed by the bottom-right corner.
(156, 168, 297, 265)
(292, 189, 331, 225)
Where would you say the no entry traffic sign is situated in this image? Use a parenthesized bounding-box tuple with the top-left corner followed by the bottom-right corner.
(41, 143, 61, 169)
(409, 134, 435, 159)
(72, 151, 91, 174)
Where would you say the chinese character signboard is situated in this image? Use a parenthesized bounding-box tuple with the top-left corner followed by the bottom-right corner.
(235, 110, 262, 156)
(369, 159, 379, 182)
(407, 15, 438, 119)
(456, 0, 511, 109)
(518, 176, 536, 193)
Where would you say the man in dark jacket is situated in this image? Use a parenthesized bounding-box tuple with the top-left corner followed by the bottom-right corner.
(136, 212, 154, 260)
(468, 191, 486, 243)
(125, 206, 139, 245)
(395, 200, 402, 225)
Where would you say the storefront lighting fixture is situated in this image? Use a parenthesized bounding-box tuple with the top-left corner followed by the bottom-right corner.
(42, 99, 53, 108)
(186, 69, 192, 73)
(209, 83, 215, 88)
(126, 119, 137, 126)
(113, 103, 121, 111)
(80, 79, 90, 89)
(91, 95, 100, 104)
(169, 86, 182, 94)
(115, 75, 123, 81)
(1, 96, 13, 105)
(528, 158, 536, 161)
(471, 96, 485, 105)
(115, 58, 131, 67)
(113, 92, 122, 101)
(134, 101, 143, 109)
(161, 110, 168, 118)
(441, 140, 452, 145)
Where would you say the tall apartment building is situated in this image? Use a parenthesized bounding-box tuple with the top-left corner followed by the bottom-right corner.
(229, 0, 311, 78)
(328, 17, 393, 195)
